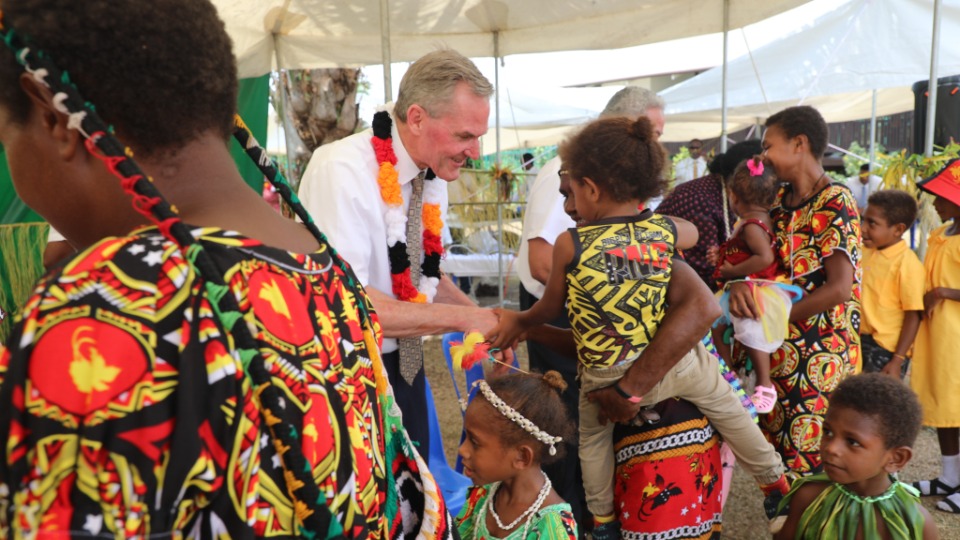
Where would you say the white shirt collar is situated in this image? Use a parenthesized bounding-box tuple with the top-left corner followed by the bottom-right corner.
(385, 103, 425, 185)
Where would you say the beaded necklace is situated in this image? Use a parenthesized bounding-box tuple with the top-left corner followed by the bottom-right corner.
(476, 470, 552, 540)
(372, 110, 444, 303)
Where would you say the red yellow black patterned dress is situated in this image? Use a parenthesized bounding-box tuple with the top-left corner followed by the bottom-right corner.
(762, 183, 861, 476)
(0, 226, 455, 539)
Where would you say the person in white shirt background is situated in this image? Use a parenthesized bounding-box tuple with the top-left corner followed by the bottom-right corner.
(847, 162, 884, 211)
(674, 138, 707, 185)
(522, 152, 539, 176)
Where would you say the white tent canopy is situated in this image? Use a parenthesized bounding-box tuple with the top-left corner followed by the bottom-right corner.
(660, 0, 960, 139)
(479, 86, 623, 154)
(215, 0, 813, 303)
(215, 0, 810, 79)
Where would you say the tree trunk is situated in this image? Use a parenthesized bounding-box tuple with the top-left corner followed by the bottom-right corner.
(273, 68, 361, 191)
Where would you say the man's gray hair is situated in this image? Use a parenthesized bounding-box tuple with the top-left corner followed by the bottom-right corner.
(599, 86, 665, 119)
(394, 49, 494, 122)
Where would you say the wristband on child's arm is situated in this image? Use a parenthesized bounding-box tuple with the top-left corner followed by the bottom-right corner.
(613, 382, 642, 403)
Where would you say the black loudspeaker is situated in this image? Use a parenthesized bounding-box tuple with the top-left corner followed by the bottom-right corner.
(913, 75, 960, 154)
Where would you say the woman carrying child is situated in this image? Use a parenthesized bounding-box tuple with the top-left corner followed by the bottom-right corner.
(713, 157, 799, 414)
(775, 373, 938, 539)
(908, 160, 960, 514)
(489, 115, 788, 539)
(729, 105, 862, 477)
(457, 371, 578, 539)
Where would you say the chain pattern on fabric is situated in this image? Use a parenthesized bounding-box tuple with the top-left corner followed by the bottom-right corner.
(614, 421, 717, 463)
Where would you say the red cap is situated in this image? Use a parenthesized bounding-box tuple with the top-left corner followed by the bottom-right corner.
(917, 158, 960, 207)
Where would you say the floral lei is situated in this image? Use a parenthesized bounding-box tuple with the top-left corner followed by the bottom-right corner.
(372, 110, 444, 303)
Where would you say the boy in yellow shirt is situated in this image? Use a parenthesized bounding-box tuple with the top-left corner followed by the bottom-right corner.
(860, 189, 925, 378)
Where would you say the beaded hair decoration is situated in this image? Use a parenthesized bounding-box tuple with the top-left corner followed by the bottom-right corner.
(474, 380, 563, 455)
(0, 14, 355, 539)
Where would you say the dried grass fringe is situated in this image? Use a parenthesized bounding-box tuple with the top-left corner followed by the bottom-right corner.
(0, 223, 48, 342)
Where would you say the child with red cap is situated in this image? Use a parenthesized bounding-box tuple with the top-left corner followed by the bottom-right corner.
(908, 159, 960, 514)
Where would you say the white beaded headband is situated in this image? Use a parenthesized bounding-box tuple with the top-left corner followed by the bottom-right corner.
(474, 380, 563, 455)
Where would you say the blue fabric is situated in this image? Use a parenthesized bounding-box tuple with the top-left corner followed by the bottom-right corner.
(424, 376, 473, 517)
(440, 332, 484, 475)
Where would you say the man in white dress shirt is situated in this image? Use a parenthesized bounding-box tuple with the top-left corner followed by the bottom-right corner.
(674, 138, 707, 185)
(298, 50, 498, 457)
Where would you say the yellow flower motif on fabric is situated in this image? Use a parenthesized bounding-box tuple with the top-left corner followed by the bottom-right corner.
(284, 470, 305, 492)
(70, 326, 120, 393)
(259, 279, 292, 322)
(950, 163, 960, 184)
(295, 500, 314, 524)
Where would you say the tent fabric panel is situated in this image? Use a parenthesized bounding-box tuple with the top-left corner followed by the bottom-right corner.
(215, 0, 809, 78)
(661, 0, 960, 121)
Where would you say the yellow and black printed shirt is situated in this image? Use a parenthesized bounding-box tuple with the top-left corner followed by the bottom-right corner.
(566, 211, 676, 369)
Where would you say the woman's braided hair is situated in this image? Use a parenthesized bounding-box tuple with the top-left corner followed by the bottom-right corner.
(0, 1, 371, 536)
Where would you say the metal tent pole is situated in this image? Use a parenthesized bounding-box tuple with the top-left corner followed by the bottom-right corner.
(494, 31, 504, 306)
(924, 0, 943, 158)
(869, 89, 878, 173)
(272, 33, 298, 191)
(380, 0, 393, 102)
(720, 0, 730, 153)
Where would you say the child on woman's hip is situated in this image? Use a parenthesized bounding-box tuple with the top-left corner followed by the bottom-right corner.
(710, 157, 795, 415)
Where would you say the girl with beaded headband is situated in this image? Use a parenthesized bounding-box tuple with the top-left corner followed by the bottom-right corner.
(0, 0, 454, 538)
(456, 371, 578, 540)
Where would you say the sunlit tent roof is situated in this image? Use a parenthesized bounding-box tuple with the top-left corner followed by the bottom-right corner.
(3, 0, 816, 219)
(479, 86, 623, 155)
(661, 0, 960, 138)
(214, 0, 811, 79)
